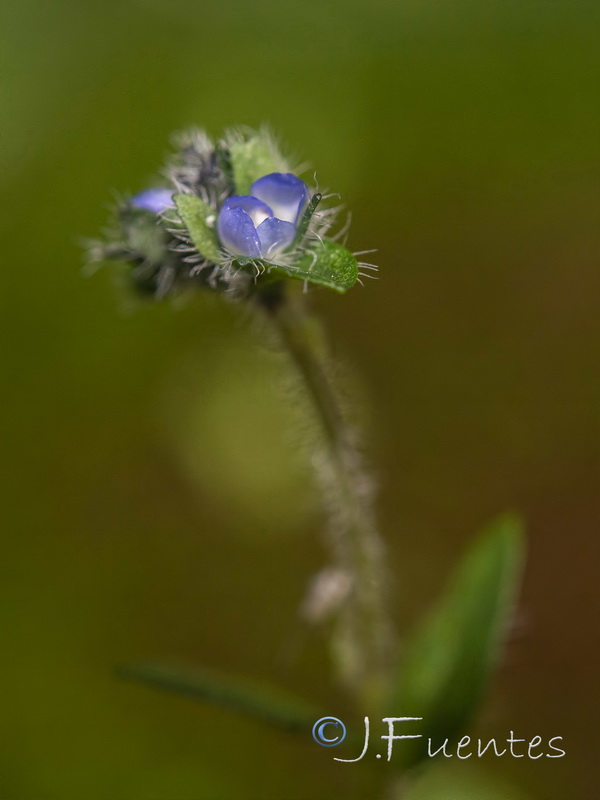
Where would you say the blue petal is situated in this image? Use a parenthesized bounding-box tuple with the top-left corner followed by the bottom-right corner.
(256, 218, 296, 258)
(131, 187, 174, 213)
(220, 196, 273, 228)
(217, 204, 261, 258)
(250, 173, 310, 224)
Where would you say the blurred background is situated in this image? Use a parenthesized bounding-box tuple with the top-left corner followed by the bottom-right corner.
(1, 0, 599, 797)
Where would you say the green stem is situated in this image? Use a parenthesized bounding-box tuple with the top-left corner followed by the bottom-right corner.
(261, 284, 392, 710)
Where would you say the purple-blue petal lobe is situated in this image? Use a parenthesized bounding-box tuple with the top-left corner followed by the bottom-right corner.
(250, 173, 310, 224)
(220, 196, 273, 229)
(131, 187, 174, 213)
(256, 218, 296, 258)
(217, 205, 261, 258)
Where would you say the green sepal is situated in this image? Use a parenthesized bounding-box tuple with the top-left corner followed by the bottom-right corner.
(118, 205, 168, 264)
(229, 131, 284, 195)
(292, 193, 322, 246)
(172, 193, 222, 263)
(266, 240, 359, 293)
(117, 661, 320, 732)
(391, 513, 526, 770)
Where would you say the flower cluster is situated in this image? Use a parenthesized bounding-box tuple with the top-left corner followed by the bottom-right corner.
(88, 127, 364, 299)
(217, 173, 309, 259)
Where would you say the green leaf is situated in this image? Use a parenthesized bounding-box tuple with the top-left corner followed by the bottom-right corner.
(269, 240, 359, 293)
(229, 131, 285, 194)
(173, 193, 222, 263)
(401, 762, 530, 800)
(392, 513, 526, 769)
(117, 661, 320, 732)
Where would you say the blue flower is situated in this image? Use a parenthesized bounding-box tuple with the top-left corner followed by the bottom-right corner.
(217, 173, 310, 259)
(131, 187, 174, 214)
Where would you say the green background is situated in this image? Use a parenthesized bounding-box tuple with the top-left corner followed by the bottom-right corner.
(1, 0, 599, 797)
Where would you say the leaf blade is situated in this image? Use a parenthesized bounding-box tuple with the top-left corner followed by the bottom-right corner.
(117, 661, 320, 732)
(269, 240, 359, 293)
(392, 513, 526, 769)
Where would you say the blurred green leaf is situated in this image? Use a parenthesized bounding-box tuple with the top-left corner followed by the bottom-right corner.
(173, 193, 222, 263)
(399, 761, 529, 800)
(271, 240, 359, 293)
(118, 662, 320, 732)
(229, 131, 285, 195)
(392, 513, 526, 769)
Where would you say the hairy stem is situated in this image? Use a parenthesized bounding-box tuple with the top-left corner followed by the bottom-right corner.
(261, 284, 392, 710)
